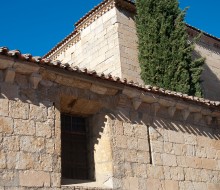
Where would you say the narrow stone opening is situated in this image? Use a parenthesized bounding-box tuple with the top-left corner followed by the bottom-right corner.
(61, 113, 95, 184)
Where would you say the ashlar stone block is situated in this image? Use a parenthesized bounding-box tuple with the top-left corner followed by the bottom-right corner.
(0, 98, 9, 116)
(20, 136, 45, 153)
(3, 136, 19, 151)
(19, 170, 50, 187)
(0, 151, 6, 169)
(14, 119, 35, 135)
(9, 101, 29, 120)
(36, 119, 53, 138)
(162, 154, 177, 167)
(0, 116, 13, 134)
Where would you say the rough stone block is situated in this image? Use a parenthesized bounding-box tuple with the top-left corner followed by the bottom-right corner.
(36, 120, 53, 138)
(0, 170, 19, 187)
(138, 139, 149, 151)
(124, 149, 137, 162)
(151, 141, 164, 153)
(30, 103, 47, 122)
(127, 137, 137, 150)
(3, 136, 19, 151)
(147, 165, 164, 179)
(0, 98, 9, 116)
(20, 136, 45, 153)
(170, 167, 184, 180)
(9, 101, 29, 119)
(114, 135, 127, 148)
(51, 173, 61, 187)
(14, 119, 35, 135)
(135, 124, 148, 139)
(152, 153, 163, 165)
(137, 151, 150, 164)
(0, 151, 6, 169)
(185, 157, 202, 169)
(123, 123, 134, 137)
(6, 151, 17, 169)
(164, 180, 179, 190)
(15, 152, 35, 170)
(201, 158, 217, 170)
(19, 170, 50, 187)
(168, 130, 184, 144)
(146, 178, 164, 190)
(207, 183, 220, 190)
(46, 139, 55, 154)
(122, 177, 138, 190)
(34, 154, 53, 172)
(162, 154, 177, 167)
(0, 116, 13, 134)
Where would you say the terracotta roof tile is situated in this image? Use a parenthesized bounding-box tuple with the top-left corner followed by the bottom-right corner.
(1, 46, 220, 108)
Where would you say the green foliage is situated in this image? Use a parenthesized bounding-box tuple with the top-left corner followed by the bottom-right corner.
(135, 0, 204, 97)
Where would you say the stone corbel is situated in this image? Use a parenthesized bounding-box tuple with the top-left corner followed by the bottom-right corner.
(205, 116, 212, 125)
(30, 73, 42, 89)
(90, 84, 107, 95)
(182, 109, 190, 121)
(132, 98, 142, 110)
(151, 103, 160, 116)
(140, 92, 158, 104)
(168, 106, 176, 117)
(4, 67, 15, 83)
(194, 113, 202, 123)
(123, 87, 141, 98)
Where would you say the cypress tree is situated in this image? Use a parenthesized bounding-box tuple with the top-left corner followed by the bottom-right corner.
(135, 0, 204, 97)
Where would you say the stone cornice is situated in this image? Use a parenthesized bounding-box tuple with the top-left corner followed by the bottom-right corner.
(1, 54, 220, 126)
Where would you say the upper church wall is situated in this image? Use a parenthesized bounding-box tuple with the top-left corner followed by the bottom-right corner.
(52, 7, 123, 78)
(47, 0, 220, 101)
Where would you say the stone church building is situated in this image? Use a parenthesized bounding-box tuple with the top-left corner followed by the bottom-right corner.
(0, 0, 220, 189)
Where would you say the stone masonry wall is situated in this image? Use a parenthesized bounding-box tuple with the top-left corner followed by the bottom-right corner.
(116, 8, 142, 84)
(0, 61, 115, 190)
(1, 56, 220, 190)
(52, 4, 220, 100)
(108, 98, 220, 190)
(53, 7, 123, 78)
(115, 7, 220, 101)
(0, 70, 61, 189)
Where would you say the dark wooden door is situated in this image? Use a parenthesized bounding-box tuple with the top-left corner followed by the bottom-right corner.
(61, 114, 88, 180)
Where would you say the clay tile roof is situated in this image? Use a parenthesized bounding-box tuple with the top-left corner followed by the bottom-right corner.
(1, 46, 220, 108)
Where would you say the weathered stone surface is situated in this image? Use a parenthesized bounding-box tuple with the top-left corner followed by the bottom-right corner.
(3, 136, 20, 151)
(0, 116, 13, 134)
(9, 101, 29, 119)
(0, 151, 6, 169)
(19, 170, 50, 187)
(14, 119, 35, 135)
(36, 119, 53, 138)
(162, 154, 177, 167)
(20, 136, 45, 153)
(15, 152, 35, 170)
(164, 180, 179, 190)
(30, 103, 48, 122)
(34, 154, 53, 172)
(0, 98, 9, 116)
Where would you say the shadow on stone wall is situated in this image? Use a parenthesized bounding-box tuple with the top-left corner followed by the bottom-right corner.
(107, 104, 220, 141)
(192, 48, 220, 101)
(201, 64, 220, 101)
